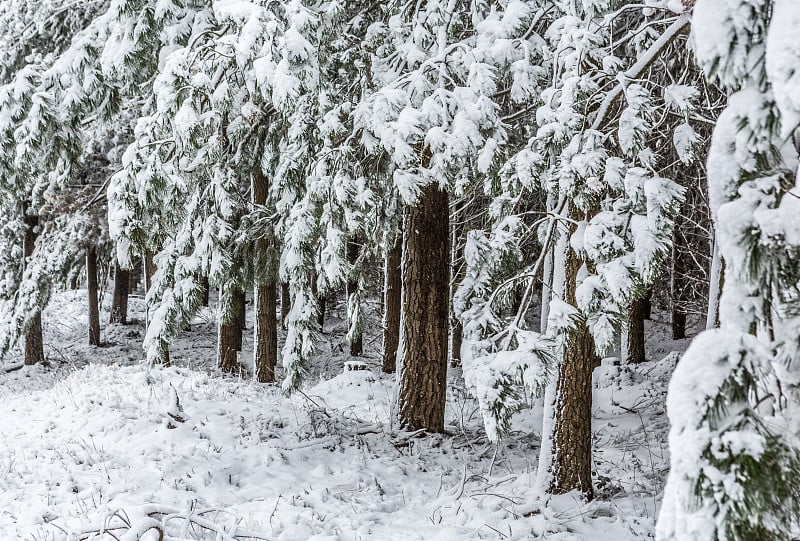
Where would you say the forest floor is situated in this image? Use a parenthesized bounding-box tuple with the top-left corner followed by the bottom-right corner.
(0, 288, 694, 540)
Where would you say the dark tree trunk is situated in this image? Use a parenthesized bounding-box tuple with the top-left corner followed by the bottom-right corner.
(218, 316, 239, 374)
(672, 311, 687, 340)
(144, 251, 156, 293)
(398, 184, 450, 433)
(626, 297, 646, 364)
(671, 216, 688, 339)
(233, 289, 245, 352)
(252, 163, 278, 382)
(346, 240, 362, 357)
(23, 209, 44, 365)
(382, 233, 402, 373)
(550, 216, 596, 499)
(642, 289, 652, 320)
(87, 248, 101, 346)
(255, 282, 278, 382)
(281, 282, 290, 324)
(69, 275, 78, 290)
(201, 275, 210, 307)
(110, 262, 129, 324)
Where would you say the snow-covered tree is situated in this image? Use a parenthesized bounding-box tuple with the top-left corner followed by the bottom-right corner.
(657, 1, 800, 539)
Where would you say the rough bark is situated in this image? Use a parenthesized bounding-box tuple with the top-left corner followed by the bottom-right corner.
(382, 233, 402, 373)
(252, 163, 278, 382)
(201, 275, 210, 307)
(346, 240, 362, 357)
(254, 282, 278, 382)
(110, 262, 129, 324)
(218, 315, 239, 374)
(550, 219, 596, 498)
(625, 297, 646, 364)
(398, 184, 450, 433)
(232, 289, 245, 352)
(23, 209, 44, 365)
(87, 248, 101, 346)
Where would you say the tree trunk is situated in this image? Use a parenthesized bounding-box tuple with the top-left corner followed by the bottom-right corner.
(233, 289, 245, 352)
(201, 275, 210, 307)
(671, 218, 688, 340)
(254, 282, 277, 382)
(346, 240, 363, 357)
(642, 289, 652, 320)
(706, 237, 723, 330)
(281, 282, 290, 324)
(625, 297, 646, 364)
(382, 233, 402, 373)
(23, 209, 44, 365)
(110, 262, 129, 324)
(87, 248, 101, 346)
(548, 210, 596, 498)
(218, 288, 242, 373)
(252, 162, 278, 383)
(398, 184, 450, 433)
(144, 251, 156, 293)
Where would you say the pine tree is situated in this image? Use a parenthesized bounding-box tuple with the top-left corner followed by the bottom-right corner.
(657, 1, 800, 538)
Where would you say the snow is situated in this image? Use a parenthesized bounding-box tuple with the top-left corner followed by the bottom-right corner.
(0, 285, 689, 540)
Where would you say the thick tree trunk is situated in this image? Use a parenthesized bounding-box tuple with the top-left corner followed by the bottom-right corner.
(254, 282, 277, 382)
(218, 288, 243, 373)
(87, 248, 101, 346)
(281, 282, 290, 324)
(110, 262, 129, 324)
(672, 311, 687, 340)
(642, 289, 652, 320)
(625, 297, 646, 364)
(218, 318, 239, 374)
(382, 233, 402, 373)
(346, 240, 362, 357)
(233, 289, 245, 352)
(252, 163, 278, 382)
(549, 212, 596, 498)
(23, 209, 44, 365)
(398, 184, 450, 433)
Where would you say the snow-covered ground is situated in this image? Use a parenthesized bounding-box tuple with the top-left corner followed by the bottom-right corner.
(0, 290, 693, 540)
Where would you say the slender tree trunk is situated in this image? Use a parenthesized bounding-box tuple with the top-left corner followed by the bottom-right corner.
(87, 248, 101, 346)
(252, 164, 278, 382)
(23, 208, 44, 365)
(110, 262, 129, 324)
(69, 275, 78, 290)
(346, 240, 362, 357)
(382, 233, 402, 373)
(144, 251, 156, 293)
(546, 208, 596, 498)
(281, 282, 290, 324)
(398, 184, 450, 433)
(706, 237, 723, 330)
(671, 220, 688, 339)
(201, 275, 210, 307)
(625, 297, 646, 364)
(449, 205, 465, 368)
(540, 193, 556, 333)
(642, 289, 652, 320)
